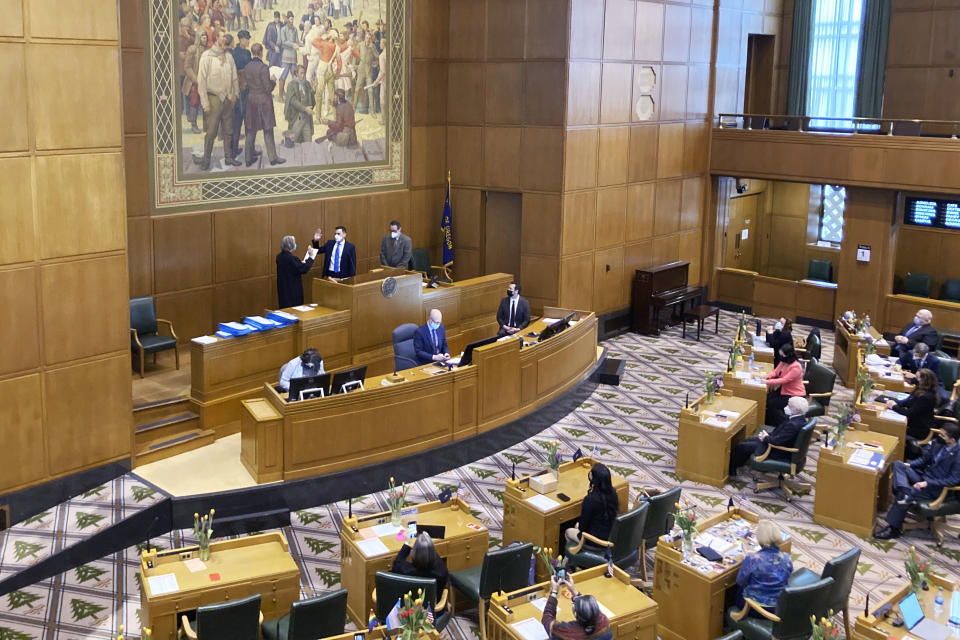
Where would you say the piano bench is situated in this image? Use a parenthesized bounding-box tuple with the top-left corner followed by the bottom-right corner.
(682, 305, 720, 341)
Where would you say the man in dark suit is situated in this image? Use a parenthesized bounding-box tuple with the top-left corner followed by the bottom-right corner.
(276, 235, 317, 308)
(311, 226, 357, 279)
(413, 309, 450, 365)
(379, 220, 413, 269)
(892, 309, 939, 358)
(874, 422, 960, 539)
(899, 342, 946, 397)
(729, 396, 809, 477)
(496, 281, 531, 337)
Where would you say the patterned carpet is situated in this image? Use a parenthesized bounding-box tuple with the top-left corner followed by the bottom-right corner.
(1, 315, 959, 639)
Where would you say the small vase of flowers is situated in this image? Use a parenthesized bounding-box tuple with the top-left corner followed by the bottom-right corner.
(193, 509, 214, 561)
(386, 477, 408, 527)
(674, 500, 698, 560)
(810, 610, 840, 640)
(530, 440, 561, 493)
(534, 545, 569, 577)
(834, 404, 859, 447)
(397, 589, 436, 640)
(704, 372, 722, 405)
(905, 546, 931, 595)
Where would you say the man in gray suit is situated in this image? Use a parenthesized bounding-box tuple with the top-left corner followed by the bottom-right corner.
(379, 220, 413, 269)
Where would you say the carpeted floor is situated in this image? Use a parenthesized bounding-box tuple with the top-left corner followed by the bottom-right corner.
(1, 315, 958, 639)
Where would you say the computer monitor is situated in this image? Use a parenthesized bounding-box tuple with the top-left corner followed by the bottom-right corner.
(287, 373, 331, 402)
(458, 335, 498, 367)
(538, 312, 576, 343)
(331, 365, 367, 395)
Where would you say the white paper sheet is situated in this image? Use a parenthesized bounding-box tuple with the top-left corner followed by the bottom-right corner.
(356, 538, 390, 557)
(371, 523, 403, 538)
(880, 410, 908, 423)
(703, 417, 732, 428)
(147, 573, 180, 595)
(525, 494, 561, 512)
(292, 305, 313, 312)
(734, 371, 752, 379)
(511, 618, 549, 640)
(191, 335, 218, 344)
(184, 558, 207, 573)
(716, 410, 741, 419)
(542, 318, 562, 325)
(270, 310, 298, 321)
(744, 378, 766, 387)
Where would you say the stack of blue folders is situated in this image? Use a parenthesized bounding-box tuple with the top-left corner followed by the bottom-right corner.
(266, 310, 299, 326)
(217, 321, 256, 337)
(244, 316, 281, 331)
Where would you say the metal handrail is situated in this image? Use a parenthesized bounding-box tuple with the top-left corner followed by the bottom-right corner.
(716, 113, 960, 139)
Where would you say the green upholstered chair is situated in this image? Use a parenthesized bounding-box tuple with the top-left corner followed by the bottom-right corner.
(565, 501, 649, 572)
(261, 590, 348, 640)
(448, 543, 533, 640)
(796, 328, 821, 362)
(787, 547, 861, 638)
(181, 594, 262, 640)
(803, 358, 836, 420)
(636, 487, 681, 582)
(904, 272, 932, 298)
(373, 572, 451, 632)
(938, 359, 959, 394)
(715, 632, 745, 640)
(747, 418, 817, 501)
(940, 278, 960, 303)
(726, 576, 834, 640)
(806, 259, 833, 283)
(410, 248, 451, 282)
(130, 296, 179, 378)
(904, 483, 960, 546)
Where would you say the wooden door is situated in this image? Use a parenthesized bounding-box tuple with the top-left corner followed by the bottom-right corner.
(725, 194, 758, 271)
(744, 34, 776, 121)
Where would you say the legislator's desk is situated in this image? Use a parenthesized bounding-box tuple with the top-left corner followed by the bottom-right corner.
(653, 507, 792, 640)
(487, 564, 659, 640)
(833, 319, 890, 387)
(742, 332, 774, 364)
(339, 497, 487, 626)
(863, 357, 912, 395)
(851, 574, 956, 640)
(139, 532, 300, 640)
(722, 359, 773, 429)
(240, 312, 599, 482)
(813, 430, 897, 536)
(855, 390, 909, 462)
(676, 391, 758, 487)
(501, 457, 629, 581)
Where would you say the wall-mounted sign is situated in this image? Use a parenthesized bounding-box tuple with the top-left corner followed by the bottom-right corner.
(856, 244, 871, 263)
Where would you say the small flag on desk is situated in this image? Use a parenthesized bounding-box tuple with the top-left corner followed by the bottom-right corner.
(727, 496, 734, 511)
(572, 447, 584, 462)
(367, 610, 377, 631)
(438, 487, 453, 504)
(592, 444, 600, 458)
(440, 172, 454, 268)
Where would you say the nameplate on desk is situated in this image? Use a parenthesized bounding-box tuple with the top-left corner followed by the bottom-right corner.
(147, 573, 180, 595)
(356, 538, 390, 557)
(525, 494, 561, 512)
(879, 410, 908, 423)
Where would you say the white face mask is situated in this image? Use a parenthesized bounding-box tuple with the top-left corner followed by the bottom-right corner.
(390, 231, 398, 239)
(774, 322, 783, 331)
(335, 233, 343, 242)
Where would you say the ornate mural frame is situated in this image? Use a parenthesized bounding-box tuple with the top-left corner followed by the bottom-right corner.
(145, 0, 409, 214)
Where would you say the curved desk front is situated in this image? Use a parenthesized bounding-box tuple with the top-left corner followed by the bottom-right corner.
(240, 311, 599, 482)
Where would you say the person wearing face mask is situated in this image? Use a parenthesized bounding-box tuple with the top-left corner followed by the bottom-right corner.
(729, 396, 809, 478)
(873, 421, 960, 540)
(311, 225, 357, 279)
(496, 282, 531, 337)
(276, 235, 318, 308)
(764, 317, 793, 366)
(763, 343, 805, 425)
(892, 309, 939, 359)
(413, 309, 450, 365)
(379, 219, 412, 269)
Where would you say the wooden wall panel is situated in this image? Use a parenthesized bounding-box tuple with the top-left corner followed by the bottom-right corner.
(521, 193, 562, 257)
(127, 218, 152, 298)
(0, 267, 40, 376)
(44, 355, 131, 474)
(35, 153, 126, 259)
(594, 246, 626, 312)
(562, 192, 597, 255)
(121, 49, 147, 135)
(124, 135, 150, 217)
(635, 2, 665, 61)
(156, 288, 215, 345)
(566, 62, 602, 126)
(520, 255, 560, 304)
(0, 43, 28, 152)
(626, 183, 656, 241)
(41, 255, 129, 364)
(521, 127, 564, 192)
(451, 188, 482, 251)
(214, 208, 271, 283)
(0, 0, 23, 37)
(596, 188, 627, 248)
(214, 277, 273, 325)
(563, 128, 599, 191)
(597, 126, 630, 187)
(0, 157, 34, 265)
(654, 179, 683, 236)
(447, 126, 484, 186)
(560, 254, 594, 310)
(628, 125, 659, 183)
(153, 214, 214, 293)
(600, 63, 633, 124)
(0, 375, 46, 491)
(30, 0, 118, 40)
(570, 0, 603, 59)
(483, 127, 522, 189)
(836, 188, 897, 320)
(524, 62, 566, 125)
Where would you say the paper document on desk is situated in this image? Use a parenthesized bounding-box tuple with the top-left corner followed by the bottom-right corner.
(880, 410, 908, 423)
(734, 371, 752, 380)
(291, 305, 313, 312)
(530, 597, 551, 613)
(356, 538, 390, 557)
(881, 371, 904, 381)
(703, 417, 732, 428)
(447, 356, 462, 365)
(192, 335, 218, 344)
(511, 618, 549, 640)
(696, 533, 738, 556)
(716, 410, 740, 419)
(525, 494, 561, 512)
(147, 573, 180, 595)
(865, 354, 888, 366)
(847, 449, 883, 470)
(371, 523, 403, 538)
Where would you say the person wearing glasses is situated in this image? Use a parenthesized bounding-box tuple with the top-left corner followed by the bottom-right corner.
(541, 573, 611, 640)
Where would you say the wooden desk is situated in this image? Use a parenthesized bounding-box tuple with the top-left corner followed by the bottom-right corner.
(676, 392, 758, 487)
(501, 457, 630, 581)
(339, 498, 487, 626)
(242, 312, 600, 481)
(653, 508, 792, 640)
(852, 574, 955, 640)
(855, 395, 909, 462)
(487, 564, 659, 640)
(742, 333, 774, 364)
(722, 359, 773, 429)
(813, 430, 897, 536)
(139, 532, 300, 640)
(833, 320, 890, 387)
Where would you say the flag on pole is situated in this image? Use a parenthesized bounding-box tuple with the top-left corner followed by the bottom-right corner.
(441, 171, 454, 267)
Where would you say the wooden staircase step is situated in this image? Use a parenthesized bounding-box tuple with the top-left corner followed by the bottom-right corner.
(134, 412, 201, 447)
(134, 429, 216, 466)
(133, 396, 191, 427)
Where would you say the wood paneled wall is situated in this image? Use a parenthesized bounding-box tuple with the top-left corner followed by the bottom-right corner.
(835, 187, 898, 321)
(895, 226, 960, 300)
(884, 0, 960, 121)
(122, 1, 451, 343)
(0, 0, 131, 495)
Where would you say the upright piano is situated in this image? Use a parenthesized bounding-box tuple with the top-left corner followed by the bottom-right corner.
(631, 261, 702, 335)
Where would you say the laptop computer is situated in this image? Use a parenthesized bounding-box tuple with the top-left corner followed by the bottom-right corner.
(899, 591, 950, 640)
(417, 524, 446, 540)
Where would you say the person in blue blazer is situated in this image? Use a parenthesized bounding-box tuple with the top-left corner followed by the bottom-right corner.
(898, 342, 947, 400)
(414, 309, 450, 365)
(311, 226, 357, 279)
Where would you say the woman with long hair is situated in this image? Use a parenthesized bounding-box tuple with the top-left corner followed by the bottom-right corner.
(541, 573, 611, 639)
(887, 367, 940, 458)
(764, 343, 804, 424)
(565, 463, 619, 544)
(389, 532, 448, 594)
(765, 317, 794, 366)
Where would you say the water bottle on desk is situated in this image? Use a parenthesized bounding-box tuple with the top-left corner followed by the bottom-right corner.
(936, 586, 944, 615)
(749, 352, 755, 370)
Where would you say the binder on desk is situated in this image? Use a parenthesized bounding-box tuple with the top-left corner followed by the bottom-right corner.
(215, 330, 233, 339)
(244, 316, 280, 331)
(267, 310, 299, 326)
(218, 321, 255, 336)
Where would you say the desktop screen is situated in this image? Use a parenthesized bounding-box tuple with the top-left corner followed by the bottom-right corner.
(899, 591, 924, 629)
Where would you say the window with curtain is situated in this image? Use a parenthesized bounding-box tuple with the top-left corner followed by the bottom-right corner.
(807, 0, 864, 128)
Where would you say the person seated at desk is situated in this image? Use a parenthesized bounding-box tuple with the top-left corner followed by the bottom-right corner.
(892, 309, 939, 359)
(413, 309, 450, 365)
(765, 317, 793, 366)
(278, 348, 324, 392)
(898, 343, 947, 401)
(390, 532, 449, 595)
(729, 396, 809, 479)
(886, 368, 940, 458)
(311, 226, 357, 279)
(873, 422, 960, 540)
(564, 463, 619, 546)
(764, 344, 804, 424)
(735, 519, 792, 616)
(542, 573, 611, 640)
(497, 281, 531, 337)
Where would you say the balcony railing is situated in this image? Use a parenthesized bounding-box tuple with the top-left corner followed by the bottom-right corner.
(716, 113, 960, 139)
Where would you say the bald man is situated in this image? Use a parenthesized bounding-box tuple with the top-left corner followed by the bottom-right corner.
(413, 309, 450, 365)
(893, 309, 939, 358)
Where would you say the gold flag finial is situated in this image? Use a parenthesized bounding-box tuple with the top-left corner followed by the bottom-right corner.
(447, 170, 451, 184)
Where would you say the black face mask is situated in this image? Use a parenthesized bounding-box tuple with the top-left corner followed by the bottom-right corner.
(506, 289, 515, 297)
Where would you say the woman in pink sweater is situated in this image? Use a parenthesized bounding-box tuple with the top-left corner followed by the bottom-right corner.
(764, 343, 805, 424)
